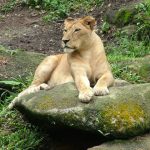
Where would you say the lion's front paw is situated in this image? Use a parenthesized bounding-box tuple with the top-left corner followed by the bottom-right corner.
(39, 83, 50, 90)
(93, 86, 109, 96)
(79, 88, 94, 103)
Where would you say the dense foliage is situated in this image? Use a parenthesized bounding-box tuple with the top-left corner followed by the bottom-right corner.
(23, 0, 103, 21)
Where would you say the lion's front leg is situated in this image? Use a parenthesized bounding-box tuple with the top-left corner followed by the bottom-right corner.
(93, 72, 114, 96)
(73, 71, 94, 103)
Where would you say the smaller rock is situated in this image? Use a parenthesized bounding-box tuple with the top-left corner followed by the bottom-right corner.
(112, 57, 150, 83)
(125, 57, 150, 83)
(113, 79, 130, 87)
(88, 133, 150, 150)
(0, 47, 45, 81)
(121, 25, 137, 36)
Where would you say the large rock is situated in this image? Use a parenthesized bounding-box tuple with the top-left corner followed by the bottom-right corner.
(12, 82, 150, 139)
(0, 46, 45, 81)
(88, 133, 150, 150)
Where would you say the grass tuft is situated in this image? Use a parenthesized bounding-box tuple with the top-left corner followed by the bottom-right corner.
(0, 94, 43, 149)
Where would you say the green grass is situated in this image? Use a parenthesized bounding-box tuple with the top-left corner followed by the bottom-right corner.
(106, 36, 150, 83)
(110, 62, 145, 84)
(106, 37, 150, 58)
(0, 73, 44, 149)
(0, 95, 43, 149)
(0, 0, 19, 13)
(104, 0, 150, 83)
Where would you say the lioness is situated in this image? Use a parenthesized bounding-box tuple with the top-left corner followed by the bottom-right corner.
(8, 16, 114, 109)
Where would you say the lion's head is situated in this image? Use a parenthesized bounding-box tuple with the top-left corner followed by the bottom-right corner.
(62, 16, 96, 53)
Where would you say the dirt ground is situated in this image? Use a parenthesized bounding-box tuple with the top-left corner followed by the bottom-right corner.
(0, 5, 63, 54)
(0, 0, 140, 55)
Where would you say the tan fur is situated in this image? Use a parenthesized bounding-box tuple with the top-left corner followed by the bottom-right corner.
(8, 16, 114, 109)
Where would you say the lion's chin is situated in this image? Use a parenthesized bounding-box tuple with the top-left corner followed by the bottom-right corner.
(64, 47, 76, 53)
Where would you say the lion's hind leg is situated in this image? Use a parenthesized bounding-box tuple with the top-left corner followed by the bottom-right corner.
(31, 55, 61, 86)
(8, 55, 61, 109)
(8, 85, 40, 110)
(8, 83, 53, 109)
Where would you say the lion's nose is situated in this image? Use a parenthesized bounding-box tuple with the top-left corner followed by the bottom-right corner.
(62, 39, 70, 44)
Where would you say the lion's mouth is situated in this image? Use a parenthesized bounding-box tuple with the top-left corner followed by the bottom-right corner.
(64, 46, 74, 49)
(63, 46, 76, 53)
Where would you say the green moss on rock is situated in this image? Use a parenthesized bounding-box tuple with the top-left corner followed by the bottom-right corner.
(115, 8, 136, 26)
(106, 6, 137, 27)
(100, 102, 146, 136)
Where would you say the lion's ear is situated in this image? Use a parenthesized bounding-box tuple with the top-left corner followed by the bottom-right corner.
(81, 16, 96, 30)
(64, 17, 75, 26)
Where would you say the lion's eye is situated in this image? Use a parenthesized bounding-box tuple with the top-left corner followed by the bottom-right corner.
(63, 29, 67, 32)
(74, 28, 81, 32)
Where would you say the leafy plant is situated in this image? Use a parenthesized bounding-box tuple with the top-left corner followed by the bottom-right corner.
(111, 63, 144, 83)
(0, 74, 33, 101)
(101, 22, 110, 33)
(134, 1, 150, 42)
(0, 75, 43, 149)
(107, 35, 149, 83)
(106, 36, 150, 58)
(0, 80, 21, 86)
(0, 95, 43, 149)
(23, 0, 104, 21)
(0, 0, 18, 13)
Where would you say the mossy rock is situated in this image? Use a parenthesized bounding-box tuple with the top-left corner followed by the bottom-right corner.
(121, 25, 137, 36)
(0, 46, 45, 81)
(12, 82, 150, 139)
(106, 5, 137, 27)
(119, 56, 150, 83)
(88, 133, 150, 150)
